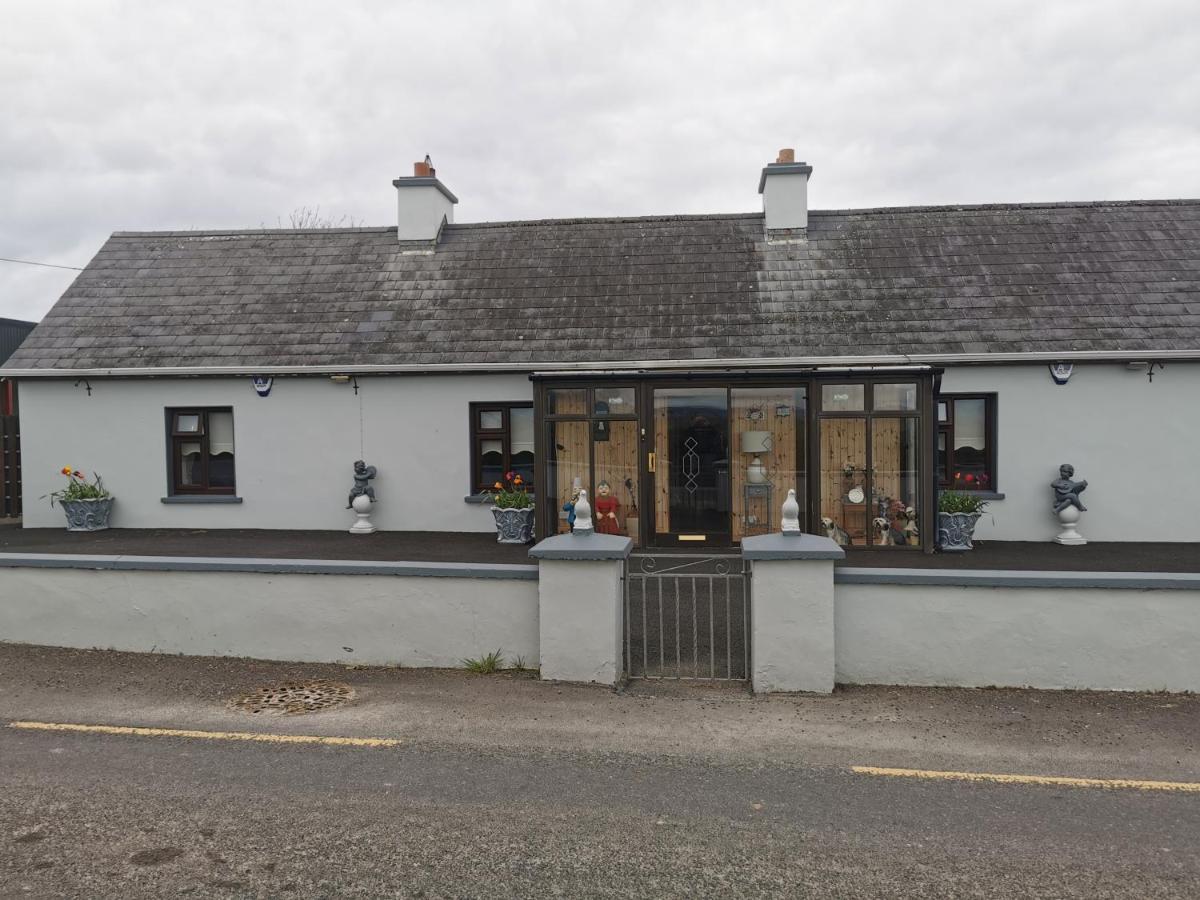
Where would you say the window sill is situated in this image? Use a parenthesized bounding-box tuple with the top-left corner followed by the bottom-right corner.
(464, 493, 536, 504)
(161, 496, 244, 504)
(940, 491, 1005, 501)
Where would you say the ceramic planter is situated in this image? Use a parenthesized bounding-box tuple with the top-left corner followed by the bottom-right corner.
(59, 497, 114, 532)
(491, 506, 535, 544)
(937, 511, 981, 551)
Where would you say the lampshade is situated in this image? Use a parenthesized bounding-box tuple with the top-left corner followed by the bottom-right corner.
(740, 431, 772, 454)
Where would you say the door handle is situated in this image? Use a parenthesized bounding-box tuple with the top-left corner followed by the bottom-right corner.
(648, 452, 655, 473)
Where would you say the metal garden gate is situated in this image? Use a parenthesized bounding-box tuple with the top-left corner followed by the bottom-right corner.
(624, 553, 749, 681)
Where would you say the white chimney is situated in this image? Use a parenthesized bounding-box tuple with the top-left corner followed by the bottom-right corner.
(392, 157, 458, 242)
(757, 149, 812, 232)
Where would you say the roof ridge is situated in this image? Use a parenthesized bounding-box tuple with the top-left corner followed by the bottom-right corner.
(809, 198, 1200, 216)
(106, 199, 1200, 240)
(110, 212, 764, 239)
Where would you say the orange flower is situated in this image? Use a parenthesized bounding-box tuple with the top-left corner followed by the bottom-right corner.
(513, 476, 523, 485)
(493, 481, 503, 490)
(61, 466, 72, 475)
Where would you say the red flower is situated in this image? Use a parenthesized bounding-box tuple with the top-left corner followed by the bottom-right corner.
(73, 470, 85, 479)
(964, 474, 975, 484)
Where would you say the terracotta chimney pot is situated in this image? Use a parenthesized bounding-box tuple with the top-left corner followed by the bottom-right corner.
(777, 148, 795, 164)
(413, 160, 432, 177)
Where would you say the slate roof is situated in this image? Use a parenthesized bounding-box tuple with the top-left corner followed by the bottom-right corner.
(0, 318, 36, 367)
(7, 199, 1200, 371)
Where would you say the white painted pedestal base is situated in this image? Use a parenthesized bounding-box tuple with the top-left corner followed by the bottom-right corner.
(1054, 505, 1086, 545)
(349, 494, 377, 534)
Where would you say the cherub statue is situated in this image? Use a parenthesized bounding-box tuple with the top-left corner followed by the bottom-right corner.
(346, 460, 377, 508)
(1051, 463, 1087, 514)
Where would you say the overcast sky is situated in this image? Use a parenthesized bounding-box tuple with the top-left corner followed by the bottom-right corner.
(2, 0, 1198, 321)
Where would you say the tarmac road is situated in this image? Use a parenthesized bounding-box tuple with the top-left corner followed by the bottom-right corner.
(2, 644, 1198, 898)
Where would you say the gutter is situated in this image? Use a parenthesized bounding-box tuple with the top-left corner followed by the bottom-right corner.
(2, 349, 1199, 379)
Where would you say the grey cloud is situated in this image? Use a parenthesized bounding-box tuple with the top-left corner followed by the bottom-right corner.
(2, 0, 1198, 322)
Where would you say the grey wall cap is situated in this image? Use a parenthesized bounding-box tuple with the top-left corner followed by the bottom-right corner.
(161, 495, 244, 504)
(757, 162, 813, 193)
(528, 532, 634, 561)
(835, 567, 1200, 591)
(391, 176, 459, 204)
(742, 533, 845, 560)
(0, 552, 537, 581)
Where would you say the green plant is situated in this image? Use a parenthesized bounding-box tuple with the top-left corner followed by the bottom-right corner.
(462, 649, 505, 674)
(45, 466, 110, 507)
(937, 491, 988, 515)
(491, 471, 532, 510)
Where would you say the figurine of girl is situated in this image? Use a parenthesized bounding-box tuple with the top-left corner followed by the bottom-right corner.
(594, 480, 621, 535)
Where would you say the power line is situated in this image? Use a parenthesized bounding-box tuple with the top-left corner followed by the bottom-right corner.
(0, 256, 84, 272)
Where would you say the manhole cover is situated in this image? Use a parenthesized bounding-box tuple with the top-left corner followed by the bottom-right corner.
(230, 681, 355, 716)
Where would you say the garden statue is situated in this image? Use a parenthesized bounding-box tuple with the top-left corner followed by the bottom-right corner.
(1051, 463, 1087, 545)
(781, 488, 801, 534)
(572, 489, 595, 534)
(346, 460, 378, 508)
(594, 480, 621, 535)
(347, 460, 378, 535)
(902, 506, 920, 546)
(562, 483, 581, 532)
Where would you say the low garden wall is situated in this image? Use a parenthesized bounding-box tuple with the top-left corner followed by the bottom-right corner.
(833, 570, 1200, 692)
(2, 549, 1198, 693)
(0, 555, 539, 668)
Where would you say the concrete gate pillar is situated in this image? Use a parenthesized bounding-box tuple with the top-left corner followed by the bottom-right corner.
(529, 531, 633, 685)
(741, 533, 844, 693)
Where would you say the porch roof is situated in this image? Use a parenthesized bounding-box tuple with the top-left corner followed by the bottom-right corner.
(7, 199, 1200, 373)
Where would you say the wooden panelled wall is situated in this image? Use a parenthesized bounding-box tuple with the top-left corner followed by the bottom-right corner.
(729, 390, 799, 542)
(819, 417, 915, 546)
(549, 389, 638, 538)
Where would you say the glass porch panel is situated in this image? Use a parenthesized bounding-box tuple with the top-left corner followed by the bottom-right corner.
(871, 417, 921, 547)
(730, 387, 807, 540)
(548, 420, 589, 534)
(653, 388, 729, 538)
(592, 419, 639, 541)
(818, 418, 868, 546)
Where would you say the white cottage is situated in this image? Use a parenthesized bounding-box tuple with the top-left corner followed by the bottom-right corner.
(6, 152, 1200, 549)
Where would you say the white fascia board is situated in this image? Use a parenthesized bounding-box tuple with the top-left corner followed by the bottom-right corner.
(3, 348, 1199, 379)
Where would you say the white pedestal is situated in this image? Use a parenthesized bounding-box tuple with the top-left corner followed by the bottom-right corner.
(349, 494, 377, 534)
(1054, 505, 1086, 545)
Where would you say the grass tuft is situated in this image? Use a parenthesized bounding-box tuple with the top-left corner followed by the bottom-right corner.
(461, 649, 505, 675)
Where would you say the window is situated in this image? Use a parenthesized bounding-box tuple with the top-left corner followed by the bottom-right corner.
(470, 403, 534, 492)
(168, 408, 236, 495)
(937, 394, 997, 491)
(818, 380, 923, 548)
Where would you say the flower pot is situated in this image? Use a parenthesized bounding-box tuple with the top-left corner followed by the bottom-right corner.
(59, 497, 114, 532)
(937, 511, 981, 551)
(491, 506, 535, 544)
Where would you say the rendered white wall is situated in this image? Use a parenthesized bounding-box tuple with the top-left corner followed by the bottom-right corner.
(536, 558, 624, 685)
(835, 583, 1200, 692)
(0, 568, 538, 667)
(18, 374, 532, 531)
(939, 362, 1200, 542)
(750, 558, 835, 693)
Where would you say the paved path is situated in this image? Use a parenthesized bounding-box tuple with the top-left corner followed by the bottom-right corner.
(2, 644, 1199, 898)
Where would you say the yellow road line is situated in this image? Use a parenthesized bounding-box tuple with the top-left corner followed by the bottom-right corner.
(851, 765, 1200, 793)
(8, 721, 401, 748)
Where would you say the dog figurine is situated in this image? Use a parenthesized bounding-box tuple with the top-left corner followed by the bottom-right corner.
(873, 516, 895, 546)
(821, 516, 850, 546)
(902, 506, 920, 546)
